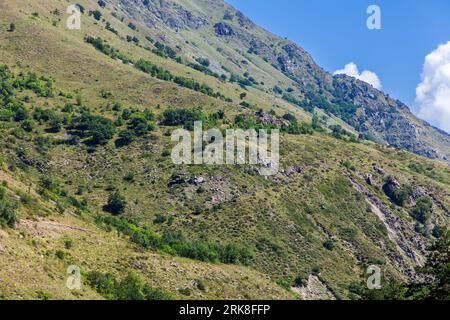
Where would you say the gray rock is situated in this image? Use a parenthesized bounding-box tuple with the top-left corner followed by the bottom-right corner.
(214, 22, 235, 36)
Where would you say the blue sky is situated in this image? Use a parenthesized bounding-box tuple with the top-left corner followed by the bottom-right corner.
(227, 0, 450, 119)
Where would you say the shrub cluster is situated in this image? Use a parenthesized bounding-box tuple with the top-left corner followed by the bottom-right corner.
(68, 113, 116, 146)
(86, 271, 171, 300)
(0, 187, 19, 228)
(99, 216, 252, 265)
(410, 197, 433, 224)
(161, 107, 205, 130)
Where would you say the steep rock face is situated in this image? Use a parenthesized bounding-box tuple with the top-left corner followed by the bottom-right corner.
(333, 75, 450, 161)
(213, 22, 235, 36)
(119, 0, 208, 30)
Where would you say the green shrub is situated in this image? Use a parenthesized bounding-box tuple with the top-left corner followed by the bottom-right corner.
(411, 197, 433, 224)
(39, 176, 61, 194)
(123, 172, 135, 182)
(276, 279, 291, 290)
(64, 239, 74, 249)
(323, 239, 334, 251)
(383, 179, 412, 207)
(85, 36, 133, 64)
(0, 109, 14, 121)
(84, 38, 226, 100)
(195, 279, 206, 291)
(152, 42, 177, 59)
(103, 191, 126, 215)
(153, 214, 167, 224)
(86, 271, 118, 300)
(86, 271, 170, 300)
(69, 113, 116, 145)
(195, 57, 210, 67)
(21, 119, 35, 132)
(37, 291, 52, 300)
(161, 107, 205, 130)
(178, 287, 191, 296)
(116, 129, 136, 147)
(135, 59, 173, 81)
(282, 113, 297, 123)
(126, 35, 139, 45)
(0, 201, 18, 228)
(128, 114, 152, 136)
(283, 121, 314, 135)
(312, 266, 321, 276)
(90, 10, 102, 21)
(55, 250, 66, 260)
(293, 274, 308, 287)
(14, 72, 54, 97)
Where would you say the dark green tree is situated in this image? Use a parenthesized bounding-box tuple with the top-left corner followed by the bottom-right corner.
(104, 191, 127, 215)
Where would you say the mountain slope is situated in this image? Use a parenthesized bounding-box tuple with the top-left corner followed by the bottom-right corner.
(115, 0, 450, 162)
(0, 0, 449, 300)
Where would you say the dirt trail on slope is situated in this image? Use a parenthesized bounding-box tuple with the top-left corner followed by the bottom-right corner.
(20, 218, 89, 240)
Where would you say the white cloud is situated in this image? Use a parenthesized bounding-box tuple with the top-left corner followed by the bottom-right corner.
(334, 62, 382, 90)
(416, 41, 450, 133)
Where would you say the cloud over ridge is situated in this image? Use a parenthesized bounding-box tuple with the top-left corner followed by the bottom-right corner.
(416, 41, 450, 133)
(334, 62, 382, 90)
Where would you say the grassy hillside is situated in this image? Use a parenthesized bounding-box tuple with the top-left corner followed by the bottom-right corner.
(0, 0, 449, 300)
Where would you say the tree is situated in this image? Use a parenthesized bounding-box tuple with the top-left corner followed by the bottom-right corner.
(323, 239, 334, 251)
(161, 107, 205, 130)
(69, 114, 116, 146)
(8, 23, 15, 32)
(90, 10, 102, 21)
(116, 129, 136, 147)
(312, 113, 321, 130)
(104, 191, 126, 215)
(282, 113, 297, 123)
(195, 57, 210, 67)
